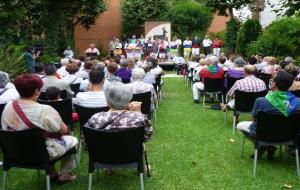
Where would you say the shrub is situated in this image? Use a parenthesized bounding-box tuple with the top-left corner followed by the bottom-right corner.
(0, 44, 26, 79)
(225, 19, 240, 54)
(236, 19, 262, 56)
(247, 16, 300, 57)
(168, 1, 213, 39)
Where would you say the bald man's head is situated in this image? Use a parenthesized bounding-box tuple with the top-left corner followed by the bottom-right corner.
(244, 65, 256, 75)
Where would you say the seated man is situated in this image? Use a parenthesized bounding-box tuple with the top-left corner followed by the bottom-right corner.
(46, 86, 61, 101)
(220, 65, 266, 110)
(0, 71, 20, 104)
(237, 71, 300, 159)
(73, 66, 107, 108)
(172, 52, 185, 75)
(192, 56, 224, 104)
(42, 64, 73, 95)
(126, 68, 157, 111)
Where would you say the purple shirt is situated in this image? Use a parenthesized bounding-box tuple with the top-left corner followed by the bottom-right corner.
(116, 68, 132, 83)
(224, 69, 244, 88)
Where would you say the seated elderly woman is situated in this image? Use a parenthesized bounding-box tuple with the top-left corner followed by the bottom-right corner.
(62, 63, 83, 85)
(116, 59, 132, 84)
(141, 63, 156, 85)
(86, 82, 153, 140)
(126, 68, 157, 111)
(74, 65, 107, 108)
(0, 71, 20, 104)
(103, 61, 122, 90)
(224, 57, 246, 90)
(1, 74, 78, 183)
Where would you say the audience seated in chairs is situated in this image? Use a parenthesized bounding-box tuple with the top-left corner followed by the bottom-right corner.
(141, 63, 156, 85)
(1, 74, 78, 183)
(0, 71, 19, 104)
(34, 62, 46, 79)
(62, 63, 83, 85)
(220, 65, 266, 111)
(285, 63, 300, 91)
(103, 61, 122, 90)
(193, 58, 207, 82)
(42, 64, 73, 95)
(74, 65, 107, 108)
(261, 56, 280, 75)
(192, 55, 224, 104)
(76, 60, 93, 79)
(237, 71, 300, 159)
(224, 57, 246, 90)
(126, 68, 157, 112)
(46, 86, 62, 101)
(116, 59, 132, 84)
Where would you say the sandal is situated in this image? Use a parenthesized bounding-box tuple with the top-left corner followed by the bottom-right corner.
(57, 173, 77, 184)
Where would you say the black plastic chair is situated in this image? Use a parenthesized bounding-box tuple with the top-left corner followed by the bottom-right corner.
(155, 74, 163, 102)
(225, 90, 268, 134)
(202, 78, 224, 107)
(38, 90, 68, 100)
(38, 98, 73, 129)
(240, 112, 300, 176)
(0, 128, 77, 190)
(226, 77, 243, 92)
(258, 73, 272, 90)
(74, 104, 109, 162)
(70, 83, 81, 96)
(0, 104, 6, 123)
(132, 91, 151, 119)
(82, 126, 146, 190)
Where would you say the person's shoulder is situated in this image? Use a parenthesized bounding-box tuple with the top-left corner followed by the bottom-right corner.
(255, 97, 268, 105)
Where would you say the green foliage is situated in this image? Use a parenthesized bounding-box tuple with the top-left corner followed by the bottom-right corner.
(269, 0, 300, 16)
(204, 0, 252, 18)
(121, 0, 168, 35)
(247, 16, 300, 57)
(167, 1, 213, 39)
(225, 19, 240, 54)
(236, 19, 262, 56)
(0, 0, 106, 55)
(39, 55, 62, 64)
(0, 44, 26, 79)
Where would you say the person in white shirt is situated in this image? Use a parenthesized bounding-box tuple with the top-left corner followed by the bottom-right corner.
(63, 46, 74, 60)
(57, 58, 70, 78)
(0, 72, 19, 104)
(85, 43, 100, 57)
(202, 35, 212, 55)
(169, 37, 178, 59)
(62, 63, 83, 85)
(146, 56, 165, 77)
(73, 66, 107, 108)
(261, 56, 279, 75)
(193, 59, 207, 81)
(172, 52, 185, 75)
(183, 37, 192, 61)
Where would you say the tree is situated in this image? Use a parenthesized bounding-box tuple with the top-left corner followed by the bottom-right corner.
(236, 19, 262, 56)
(168, 1, 213, 38)
(204, 0, 252, 19)
(268, 0, 300, 16)
(249, 0, 265, 20)
(121, 0, 168, 35)
(225, 19, 240, 54)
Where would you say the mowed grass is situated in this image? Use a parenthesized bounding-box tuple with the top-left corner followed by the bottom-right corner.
(1, 77, 300, 190)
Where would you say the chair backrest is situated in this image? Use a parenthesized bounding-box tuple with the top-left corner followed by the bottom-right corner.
(155, 74, 162, 88)
(74, 104, 109, 126)
(0, 104, 6, 122)
(70, 83, 80, 96)
(83, 126, 144, 165)
(132, 91, 151, 115)
(38, 90, 68, 100)
(256, 112, 300, 142)
(0, 128, 49, 169)
(38, 98, 73, 125)
(290, 90, 300, 98)
(258, 73, 272, 89)
(226, 77, 243, 91)
(204, 78, 224, 92)
(235, 90, 268, 112)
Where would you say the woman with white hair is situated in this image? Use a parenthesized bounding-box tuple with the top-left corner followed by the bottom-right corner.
(0, 71, 20, 104)
(86, 82, 153, 140)
(126, 68, 157, 111)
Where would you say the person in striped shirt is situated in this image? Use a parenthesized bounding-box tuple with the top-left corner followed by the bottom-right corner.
(220, 65, 266, 110)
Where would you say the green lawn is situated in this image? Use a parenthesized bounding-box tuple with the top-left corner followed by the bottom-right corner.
(2, 77, 300, 190)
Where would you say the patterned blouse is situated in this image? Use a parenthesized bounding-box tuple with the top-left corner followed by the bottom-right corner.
(86, 110, 153, 140)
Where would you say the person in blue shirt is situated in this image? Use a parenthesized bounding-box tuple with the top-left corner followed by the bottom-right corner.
(237, 71, 300, 159)
(24, 47, 36, 73)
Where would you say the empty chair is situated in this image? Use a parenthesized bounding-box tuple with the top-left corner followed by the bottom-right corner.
(225, 90, 268, 133)
(240, 112, 300, 176)
(132, 91, 151, 119)
(0, 128, 77, 190)
(38, 98, 73, 129)
(74, 104, 109, 162)
(202, 78, 224, 107)
(83, 126, 146, 190)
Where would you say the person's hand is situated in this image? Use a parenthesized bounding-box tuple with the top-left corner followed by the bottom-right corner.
(129, 101, 142, 112)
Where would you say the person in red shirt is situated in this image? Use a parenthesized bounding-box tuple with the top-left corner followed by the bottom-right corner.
(192, 56, 224, 103)
(212, 36, 222, 56)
